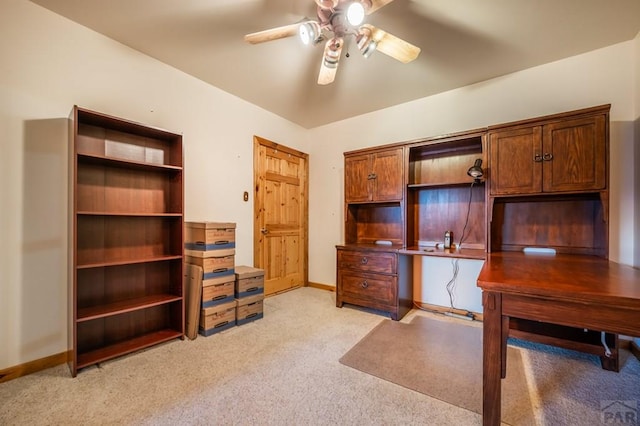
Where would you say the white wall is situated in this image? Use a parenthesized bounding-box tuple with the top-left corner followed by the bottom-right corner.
(308, 40, 637, 313)
(0, 0, 307, 370)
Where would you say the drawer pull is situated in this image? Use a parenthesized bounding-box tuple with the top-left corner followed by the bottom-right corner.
(361, 257, 368, 265)
(361, 280, 369, 288)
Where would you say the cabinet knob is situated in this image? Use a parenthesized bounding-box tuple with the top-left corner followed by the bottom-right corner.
(367, 173, 377, 180)
(534, 154, 543, 162)
(543, 152, 554, 161)
(361, 280, 369, 288)
(361, 257, 368, 265)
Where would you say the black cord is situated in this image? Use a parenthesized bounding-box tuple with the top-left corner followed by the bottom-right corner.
(445, 180, 475, 310)
(445, 258, 460, 309)
(458, 181, 475, 248)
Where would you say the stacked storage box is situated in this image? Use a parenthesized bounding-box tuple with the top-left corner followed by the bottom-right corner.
(184, 222, 237, 337)
(234, 265, 265, 325)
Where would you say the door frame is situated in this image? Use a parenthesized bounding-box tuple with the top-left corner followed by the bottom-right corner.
(253, 135, 309, 291)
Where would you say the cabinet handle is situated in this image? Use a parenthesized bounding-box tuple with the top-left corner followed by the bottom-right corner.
(534, 154, 543, 162)
(367, 173, 377, 180)
(361, 280, 369, 288)
(543, 152, 553, 161)
(361, 257, 368, 265)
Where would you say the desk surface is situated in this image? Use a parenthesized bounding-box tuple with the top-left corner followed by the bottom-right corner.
(478, 252, 640, 309)
(477, 252, 640, 426)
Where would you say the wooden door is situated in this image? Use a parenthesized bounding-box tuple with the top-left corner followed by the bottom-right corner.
(254, 136, 308, 295)
(489, 126, 543, 195)
(542, 115, 606, 192)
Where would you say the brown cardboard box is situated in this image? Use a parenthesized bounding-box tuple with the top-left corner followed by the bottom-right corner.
(199, 300, 236, 336)
(234, 265, 265, 298)
(201, 275, 235, 308)
(185, 222, 236, 251)
(236, 293, 264, 326)
(185, 248, 235, 280)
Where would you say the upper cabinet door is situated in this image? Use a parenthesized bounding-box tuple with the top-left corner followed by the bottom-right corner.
(489, 126, 543, 195)
(344, 147, 403, 203)
(345, 153, 372, 202)
(371, 148, 403, 202)
(490, 112, 607, 196)
(542, 115, 606, 193)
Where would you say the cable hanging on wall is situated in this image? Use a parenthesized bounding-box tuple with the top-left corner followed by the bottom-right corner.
(442, 158, 483, 321)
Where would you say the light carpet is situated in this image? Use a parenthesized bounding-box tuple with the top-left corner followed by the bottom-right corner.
(1, 287, 638, 425)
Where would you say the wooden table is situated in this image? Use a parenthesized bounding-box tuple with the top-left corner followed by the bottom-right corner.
(477, 252, 640, 426)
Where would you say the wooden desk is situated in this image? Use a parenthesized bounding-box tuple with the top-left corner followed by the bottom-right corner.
(477, 252, 640, 426)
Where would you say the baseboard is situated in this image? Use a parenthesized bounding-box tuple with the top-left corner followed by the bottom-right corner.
(307, 282, 335, 292)
(0, 350, 70, 383)
(413, 301, 484, 322)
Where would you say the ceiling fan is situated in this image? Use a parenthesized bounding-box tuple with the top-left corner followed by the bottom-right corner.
(244, 0, 421, 85)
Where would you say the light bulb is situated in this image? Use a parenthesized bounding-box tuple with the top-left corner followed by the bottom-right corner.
(299, 23, 311, 45)
(346, 2, 365, 26)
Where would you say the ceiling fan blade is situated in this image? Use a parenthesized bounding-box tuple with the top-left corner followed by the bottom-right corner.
(366, 0, 395, 14)
(362, 24, 420, 63)
(318, 37, 344, 85)
(244, 23, 300, 44)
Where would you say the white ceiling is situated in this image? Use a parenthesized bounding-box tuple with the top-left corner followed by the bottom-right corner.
(30, 0, 640, 129)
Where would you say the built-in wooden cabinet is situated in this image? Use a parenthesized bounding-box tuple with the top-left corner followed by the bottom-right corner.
(487, 104, 615, 370)
(405, 131, 487, 259)
(69, 106, 184, 376)
(489, 112, 606, 195)
(337, 104, 613, 356)
(338, 133, 487, 319)
(345, 147, 403, 203)
(336, 247, 412, 321)
(488, 105, 610, 257)
(339, 145, 408, 318)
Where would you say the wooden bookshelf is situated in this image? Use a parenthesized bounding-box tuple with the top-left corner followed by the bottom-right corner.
(69, 106, 184, 376)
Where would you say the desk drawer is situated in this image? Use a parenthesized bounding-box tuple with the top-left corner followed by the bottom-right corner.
(338, 250, 396, 274)
(339, 271, 397, 305)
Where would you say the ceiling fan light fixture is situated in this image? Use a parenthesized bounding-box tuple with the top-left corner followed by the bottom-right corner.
(356, 28, 377, 58)
(323, 39, 342, 68)
(346, 2, 366, 26)
(299, 21, 321, 45)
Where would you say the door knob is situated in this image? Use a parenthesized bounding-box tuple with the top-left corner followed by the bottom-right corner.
(261, 228, 269, 234)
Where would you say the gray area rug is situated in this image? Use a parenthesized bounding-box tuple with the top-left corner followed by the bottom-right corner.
(339, 315, 535, 425)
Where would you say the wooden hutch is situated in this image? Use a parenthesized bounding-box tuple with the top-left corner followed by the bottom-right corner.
(337, 104, 617, 369)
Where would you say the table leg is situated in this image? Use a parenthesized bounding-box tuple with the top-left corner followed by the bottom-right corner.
(501, 315, 509, 378)
(483, 291, 503, 426)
